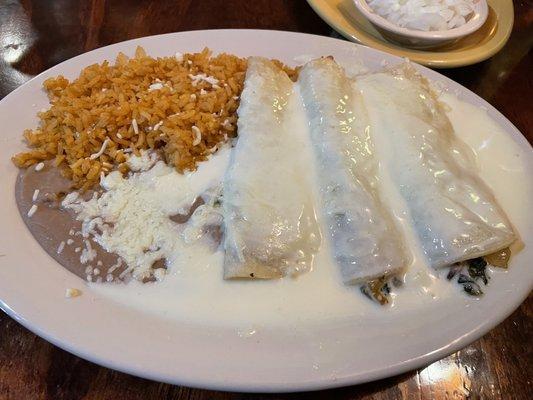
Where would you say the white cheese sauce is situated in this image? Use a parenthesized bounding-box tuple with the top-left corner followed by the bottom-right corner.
(89, 91, 531, 328)
(222, 60, 321, 279)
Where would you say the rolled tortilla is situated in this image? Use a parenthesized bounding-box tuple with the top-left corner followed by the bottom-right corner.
(222, 57, 320, 279)
(356, 65, 516, 268)
(298, 58, 409, 284)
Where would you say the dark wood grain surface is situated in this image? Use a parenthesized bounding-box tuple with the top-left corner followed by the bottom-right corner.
(0, 1, 531, 399)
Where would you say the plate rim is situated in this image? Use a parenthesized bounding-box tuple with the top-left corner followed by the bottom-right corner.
(0, 29, 531, 393)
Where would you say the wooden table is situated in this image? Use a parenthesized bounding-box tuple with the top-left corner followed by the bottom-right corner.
(0, 1, 531, 399)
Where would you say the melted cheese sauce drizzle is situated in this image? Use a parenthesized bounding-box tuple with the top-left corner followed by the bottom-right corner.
(87, 90, 529, 327)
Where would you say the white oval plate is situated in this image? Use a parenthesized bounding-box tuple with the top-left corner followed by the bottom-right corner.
(0, 30, 531, 393)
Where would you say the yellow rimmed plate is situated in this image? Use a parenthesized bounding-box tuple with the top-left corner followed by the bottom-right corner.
(306, 0, 514, 68)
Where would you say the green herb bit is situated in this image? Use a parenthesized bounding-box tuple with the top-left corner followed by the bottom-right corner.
(467, 257, 488, 285)
(458, 274, 484, 296)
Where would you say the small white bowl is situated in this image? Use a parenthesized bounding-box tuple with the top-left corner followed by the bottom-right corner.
(353, 0, 489, 49)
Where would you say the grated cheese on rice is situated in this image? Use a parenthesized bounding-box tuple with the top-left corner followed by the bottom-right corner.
(131, 118, 139, 134)
(89, 138, 110, 160)
(189, 73, 219, 87)
(192, 126, 202, 146)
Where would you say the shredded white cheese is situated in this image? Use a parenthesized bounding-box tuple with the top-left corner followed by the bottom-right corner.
(89, 138, 110, 160)
(107, 258, 123, 274)
(62, 192, 80, 206)
(80, 239, 97, 264)
(62, 149, 231, 281)
(34, 162, 44, 171)
(189, 73, 219, 87)
(148, 82, 164, 91)
(132, 118, 139, 135)
(192, 126, 202, 146)
(127, 150, 158, 172)
(118, 267, 132, 280)
(57, 241, 65, 254)
(154, 268, 166, 281)
(32, 189, 40, 202)
(27, 204, 38, 217)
